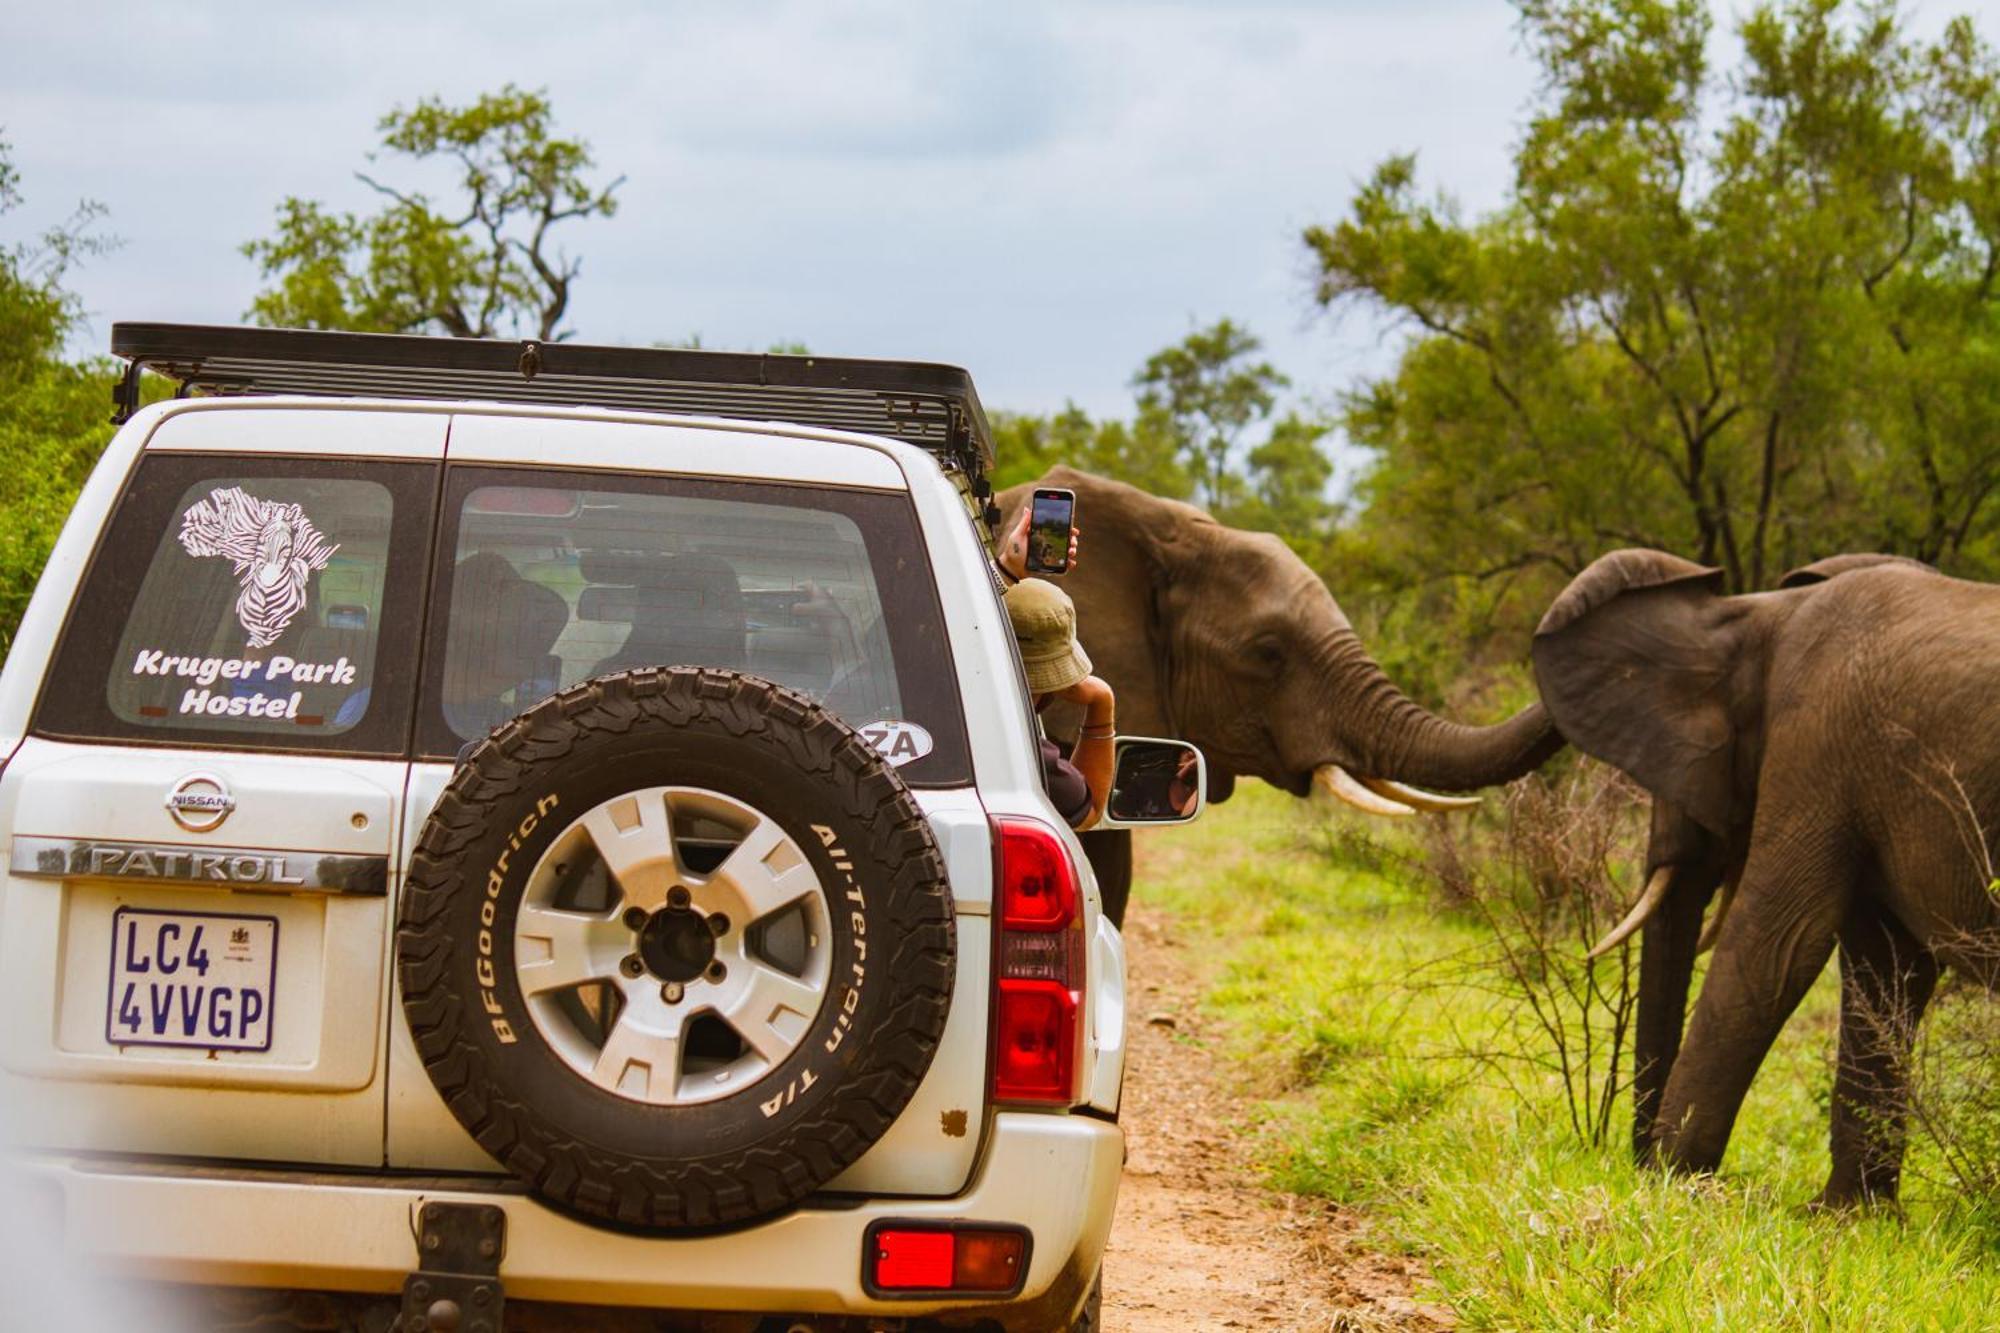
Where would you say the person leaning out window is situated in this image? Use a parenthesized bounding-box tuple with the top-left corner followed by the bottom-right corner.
(1003, 577, 1115, 831)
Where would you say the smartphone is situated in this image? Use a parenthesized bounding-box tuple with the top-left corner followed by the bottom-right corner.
(1025, 487, 1076, 575)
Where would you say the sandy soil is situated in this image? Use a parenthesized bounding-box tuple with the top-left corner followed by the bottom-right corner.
(1098, 905, 1454, 1332)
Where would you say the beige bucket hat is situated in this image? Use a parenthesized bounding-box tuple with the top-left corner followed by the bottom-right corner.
(1004, 577, 1093, 695)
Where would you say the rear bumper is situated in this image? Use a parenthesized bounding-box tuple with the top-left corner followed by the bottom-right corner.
(24, 1112, 1121, 1324)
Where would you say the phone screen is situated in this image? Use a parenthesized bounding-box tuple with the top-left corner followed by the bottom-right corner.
(1026, 490, 1075, 574)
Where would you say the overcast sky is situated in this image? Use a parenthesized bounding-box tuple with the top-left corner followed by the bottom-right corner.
(5, 0, 1995, 436)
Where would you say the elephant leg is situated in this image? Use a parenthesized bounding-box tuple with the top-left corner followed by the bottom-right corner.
(1080, 829, 1133, 927)
(1819, 898, 1939, 1208)
(1632, 860, 1718, 1161)
(1651, 837, 1850, 1175)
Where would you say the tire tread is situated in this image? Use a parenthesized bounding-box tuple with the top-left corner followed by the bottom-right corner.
(396, 667, 954, 1232)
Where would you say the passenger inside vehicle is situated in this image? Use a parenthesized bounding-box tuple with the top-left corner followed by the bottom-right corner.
(441, 552, 569, 735)
(589, 552, 749, 676)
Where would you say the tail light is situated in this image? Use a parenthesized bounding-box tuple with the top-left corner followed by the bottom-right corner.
(990, 817, 1085, 1106)
(865, 1222, 1030, 1298)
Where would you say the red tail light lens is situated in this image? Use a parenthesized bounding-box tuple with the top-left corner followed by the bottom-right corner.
(872, 1228, 955, 1290)
(997, 819, 1076, 929)
(994, 978, 1077, 1102)
(867, 1224, 1029, 1297)
(991, 817, 1084, 1106)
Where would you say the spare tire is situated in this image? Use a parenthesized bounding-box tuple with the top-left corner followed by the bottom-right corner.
(396, 667, 955, 1232)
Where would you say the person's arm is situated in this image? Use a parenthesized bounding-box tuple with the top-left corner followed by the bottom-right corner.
(1058, 675, 1116, 830)
(997, 507, 1080, 583)
(790, 580, 861, 684)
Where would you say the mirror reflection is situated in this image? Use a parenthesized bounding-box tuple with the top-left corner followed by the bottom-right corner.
(1107, 739, 1203, 824)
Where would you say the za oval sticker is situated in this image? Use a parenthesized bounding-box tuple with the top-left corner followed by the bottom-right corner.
(860, 720, 934, 767)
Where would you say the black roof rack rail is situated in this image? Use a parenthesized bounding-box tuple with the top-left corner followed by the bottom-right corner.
(109, 323, 995, 481)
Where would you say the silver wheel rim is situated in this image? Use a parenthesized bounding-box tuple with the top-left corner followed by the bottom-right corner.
(513, 786, 832, 1106)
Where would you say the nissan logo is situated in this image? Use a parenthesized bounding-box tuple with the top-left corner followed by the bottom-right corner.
(165, 773, 235, 832)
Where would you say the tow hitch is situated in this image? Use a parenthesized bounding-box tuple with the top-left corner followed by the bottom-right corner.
(400, 1201, 505, 1333)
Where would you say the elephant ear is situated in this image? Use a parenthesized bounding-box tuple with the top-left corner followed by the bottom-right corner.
(1533, 550, 1746, 837)
(1777, 552, 1935, 588)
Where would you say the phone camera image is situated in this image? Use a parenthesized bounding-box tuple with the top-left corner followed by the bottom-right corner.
(1027, 490, 1075, 574)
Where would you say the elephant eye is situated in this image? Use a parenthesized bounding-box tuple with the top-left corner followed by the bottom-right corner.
(1248, 634, 1285, 672)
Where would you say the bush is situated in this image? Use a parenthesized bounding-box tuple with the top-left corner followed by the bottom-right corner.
(1406, 764, 1650, 1147)
(0, 136, 118, 658)
(1842, 923, 2000, 1218)
(0, 360, 117, 655)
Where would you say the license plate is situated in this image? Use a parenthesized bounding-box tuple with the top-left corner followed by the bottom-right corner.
(107, 907, 278, 1052)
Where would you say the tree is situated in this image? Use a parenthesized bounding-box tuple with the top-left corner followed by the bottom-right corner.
(990, 402, 1194, 499)
(1133, 319, 1289, 511)
(1309, 0, 2000, 640)
(1236, 412, 1339, 539)
(242, 86, 621, 339)
(0, 133, 120, 655)
(993, 323, 1339, 539)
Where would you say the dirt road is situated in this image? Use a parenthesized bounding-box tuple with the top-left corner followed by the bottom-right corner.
(1099, 905, 1451, 1332)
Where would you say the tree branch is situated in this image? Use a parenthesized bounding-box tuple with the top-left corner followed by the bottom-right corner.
(1861, 177, 1921, 297)
(1750, 409, 1782, 589)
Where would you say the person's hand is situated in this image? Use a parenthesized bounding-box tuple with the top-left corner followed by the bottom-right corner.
(999, 507, 1080, 579)
(791, 581, 859, 672)
(790, 580, 844, 622)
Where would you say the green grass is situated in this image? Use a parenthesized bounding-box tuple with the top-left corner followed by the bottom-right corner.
(1137, 782, 2000, 1331)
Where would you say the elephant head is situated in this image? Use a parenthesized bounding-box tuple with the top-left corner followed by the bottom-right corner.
(1533, 548, 1940, 1170)
(999, 467, 1562, 814)
(1536, 548, 1938, 850)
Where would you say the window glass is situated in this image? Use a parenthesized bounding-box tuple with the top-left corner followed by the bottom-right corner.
(36, 455, 433, 754)
(424, 468, 970, 784)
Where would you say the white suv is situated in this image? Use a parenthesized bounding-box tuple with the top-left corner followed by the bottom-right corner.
(0, 325, 1204, 1332)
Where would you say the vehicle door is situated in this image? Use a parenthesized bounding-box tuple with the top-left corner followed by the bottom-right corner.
(385, 413, 992, 1197)
(0, 406, 442, 1166)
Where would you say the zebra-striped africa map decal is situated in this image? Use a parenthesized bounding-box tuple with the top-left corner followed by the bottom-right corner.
(178, 486, 339, 649)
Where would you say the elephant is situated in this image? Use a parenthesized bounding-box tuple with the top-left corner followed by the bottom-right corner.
(1583, 555, 1937, 1164)
(1533, 548, 1994, 1205)
(999, 466, 1562, 922)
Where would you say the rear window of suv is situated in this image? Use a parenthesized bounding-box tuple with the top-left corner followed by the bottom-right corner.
(416, 466, 970, 785)
(38, 455, 970, 785)
(37, 453, 434, 755)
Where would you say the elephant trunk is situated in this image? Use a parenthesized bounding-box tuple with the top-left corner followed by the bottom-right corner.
(1319, 628, 1564, 794)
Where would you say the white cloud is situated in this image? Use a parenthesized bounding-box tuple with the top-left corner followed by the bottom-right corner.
(3, 0, 1535, 422)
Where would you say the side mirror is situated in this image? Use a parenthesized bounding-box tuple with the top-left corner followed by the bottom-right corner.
(1096, 737, 1206, 828)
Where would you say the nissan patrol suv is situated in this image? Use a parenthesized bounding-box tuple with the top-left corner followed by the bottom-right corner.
(0, 325, 1205, 1331)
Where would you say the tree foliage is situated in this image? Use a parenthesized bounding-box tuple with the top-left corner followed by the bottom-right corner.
(992, 320, 1339, 548)
(1309, 0, 2000, 647)
(1134, 318, 1289, 512)
(242, 86, 621, 339)
(0, 134, 119, 656)
(991, 401, 1193, 499)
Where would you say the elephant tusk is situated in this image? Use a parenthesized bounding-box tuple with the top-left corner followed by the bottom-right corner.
(1361, 776, 1483, 813)
(1586, 866, 1674, 961)
(1314, 764, 1417, 818)
(1696, 870, 1741, 955)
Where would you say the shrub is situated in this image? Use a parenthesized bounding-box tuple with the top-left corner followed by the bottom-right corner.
(1407, 764, 1650, 1147)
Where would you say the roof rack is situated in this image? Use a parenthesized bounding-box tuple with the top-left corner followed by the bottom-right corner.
(110, 323, 995, 482)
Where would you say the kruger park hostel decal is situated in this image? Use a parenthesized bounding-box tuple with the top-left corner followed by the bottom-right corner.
(125, 487, 354, 722)
(178, 486, 338, 649)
